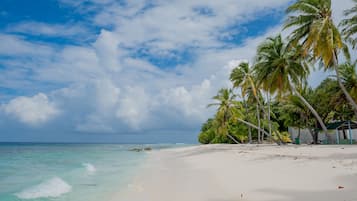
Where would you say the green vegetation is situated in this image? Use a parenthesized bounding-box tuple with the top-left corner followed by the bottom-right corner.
(340, 0, 357, 48)
(198, 0, 357, 144)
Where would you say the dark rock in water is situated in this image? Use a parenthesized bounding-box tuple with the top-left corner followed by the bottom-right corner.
(129, 147, 152, 152)
(81, 183, 97, 187)
(129, 148, 143, 152)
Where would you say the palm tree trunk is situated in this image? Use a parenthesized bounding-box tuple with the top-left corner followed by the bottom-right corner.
(227, 133, 240, 144)
(256, 104, 261, 143)
(260, 105, 267, 143)
(307, 127, 316, 144)
(248, 126, 252, 143)
(332, 50, 357, 117)
(334, 66, 357, 117)
(243, 99, 252, 143)
(291, 86, 329, 137)
(268, 91, 272, 138)
(251, 87, 267, 143)
(237, 119, 281, 145)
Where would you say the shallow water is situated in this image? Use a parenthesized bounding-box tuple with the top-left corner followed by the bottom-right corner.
(0, 143, 151, 201)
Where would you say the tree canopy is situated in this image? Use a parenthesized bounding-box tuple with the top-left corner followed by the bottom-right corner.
(198, 0, 357, 145)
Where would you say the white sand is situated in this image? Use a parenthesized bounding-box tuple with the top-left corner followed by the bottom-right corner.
(113, 144, 357, 201)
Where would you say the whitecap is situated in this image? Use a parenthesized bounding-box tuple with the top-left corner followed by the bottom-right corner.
(83, 163, 96, 174)
(15, 177, 72, 199)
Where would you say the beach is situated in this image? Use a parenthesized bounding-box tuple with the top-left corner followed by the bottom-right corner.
(114, 144, 357, 201)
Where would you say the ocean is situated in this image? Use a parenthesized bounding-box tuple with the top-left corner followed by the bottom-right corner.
(0, 143, 175, 201)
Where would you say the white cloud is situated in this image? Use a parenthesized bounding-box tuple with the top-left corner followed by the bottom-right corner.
(93, 30, 121, 72)
(2, 93, 59, 126)
(116, 86, 152, 129)
(94, 79, 120, 112)
(0, 34, 54, 56)
(0, 0, 353, 136)
(35, 45, 101, 83)
(110, 0, 290, 53)
(6, 21, 89, 38)
(59, 0, 291, 52)
(332, 0, 355, 22)
(76, 114, 115, 133)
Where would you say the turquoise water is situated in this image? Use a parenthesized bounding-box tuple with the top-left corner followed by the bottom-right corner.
(0, 143, 153, 201)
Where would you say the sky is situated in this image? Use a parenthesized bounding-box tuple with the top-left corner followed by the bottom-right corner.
(0, 0, 355, 143)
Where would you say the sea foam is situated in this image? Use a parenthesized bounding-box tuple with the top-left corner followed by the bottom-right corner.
(83, 163, 96, 174)
(15, 177, 72, 199)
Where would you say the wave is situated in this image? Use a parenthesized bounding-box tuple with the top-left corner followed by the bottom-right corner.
(83, 163, 96, 174)
(15, 177, 72, 199)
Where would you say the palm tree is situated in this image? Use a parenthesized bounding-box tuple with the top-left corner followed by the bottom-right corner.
(208, 88, 240, 144)
(230, 62, 259, 103)
(284, 0, 357, 116)
(340, 0, 357, 49)
(265, 89, 273, 141)
(242, 98, 253, 143)
(280, 91, 319, 143)
(339, 61, 357, 102)
(208, 88, 278, 144)
(254, 35, 329, 136)
(230, 62, 261, 142)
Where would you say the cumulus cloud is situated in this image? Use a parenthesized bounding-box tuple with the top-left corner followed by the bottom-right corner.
(2, 93, 59, 126)
(76, 114, 115, 133)
(104, 0, 291, 53)
(0, 0, 353, 139)
(93, 30, 121, 72)
(116, 86, 152, 129)
(6, 21, 89, 38)
(0, 34, 54, 57)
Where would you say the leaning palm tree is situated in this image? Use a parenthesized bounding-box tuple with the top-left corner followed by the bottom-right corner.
(254, 35, 329, 136)
(208, 88, 240, 144)
(339, 61, 357, 102)
(284, 0, 357, 116)
(340, 0, 357, 49)
(208, 88, 278, 144)
(280, 90, 319, 143)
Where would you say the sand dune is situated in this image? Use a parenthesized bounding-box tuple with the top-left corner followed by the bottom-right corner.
(114, 144, 357, 201)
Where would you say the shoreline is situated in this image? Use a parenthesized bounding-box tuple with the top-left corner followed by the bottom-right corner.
(113, 144, 357, 201)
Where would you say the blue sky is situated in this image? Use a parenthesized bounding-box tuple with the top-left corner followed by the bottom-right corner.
(0, 0, 354, 143)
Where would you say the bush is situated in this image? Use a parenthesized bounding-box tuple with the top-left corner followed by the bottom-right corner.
(198, 130, 214, 144)
(273, 131, 292, 143)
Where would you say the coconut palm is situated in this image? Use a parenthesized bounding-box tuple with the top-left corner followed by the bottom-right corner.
(230, 62, 264, 142)
(207, 88, 240, 144)
(340, 0, 357, 48)
(242, 98, 253, 143)
(230, 62, 259, 102)
(254, 34, 329, 136)
(284, 0, 357, 116)
(208, 88, 277, 144)
(279, 91, 318, 143)
(339, 61, 357, 101)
